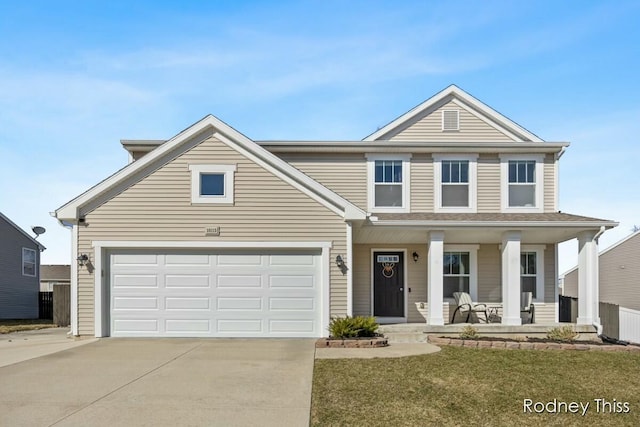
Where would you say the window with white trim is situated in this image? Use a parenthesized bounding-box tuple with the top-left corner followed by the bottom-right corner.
(443, 252, 470, 298)
(500, 155, 544, 212)
(442, 244, 479, 300)
(509, 160, 536, 207)
(22, 248, 36, 277)
(366, 154, 411, 212)
(434, 154, 477, 212)
(520, 245, 545, 301)
(189, 164, 237, 204)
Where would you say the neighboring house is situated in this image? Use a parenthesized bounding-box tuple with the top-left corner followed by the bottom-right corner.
(40, 265, 71, 292)
(562, 231, 640, 311)
(0, 212, 45, 319)
(54, 85, 616, 338)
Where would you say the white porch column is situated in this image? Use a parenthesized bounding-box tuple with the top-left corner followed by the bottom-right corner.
(501, 231, 522, 325)
(577, 230, 600, 325)
(427, 231, 445, 325)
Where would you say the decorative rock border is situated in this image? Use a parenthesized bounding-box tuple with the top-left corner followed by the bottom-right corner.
(315, 337, 389, 348)
(427, 335, 640, 352)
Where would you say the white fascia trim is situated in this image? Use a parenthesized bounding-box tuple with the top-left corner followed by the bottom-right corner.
(92, 241, 333, 249)
(522, 244, 546, 302)
(368, 220, 617, 228)
(444, 244, 479, 301)
(561, 230, 640, 277)
(363, 85, 543, 142)
(215, 132, 366, 220)
(500, 154, 545, 213)
(366, 153, 412, 213)
(433, 154, 478, 213)
(449, 99, 523, 142)
(91, 240, 334, 338)
(188, 164, 236, 204)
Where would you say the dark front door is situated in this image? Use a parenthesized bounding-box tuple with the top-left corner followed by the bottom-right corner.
(373, 251, 404, 317)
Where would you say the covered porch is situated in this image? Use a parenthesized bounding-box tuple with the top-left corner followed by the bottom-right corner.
(350, 212, 616, 331)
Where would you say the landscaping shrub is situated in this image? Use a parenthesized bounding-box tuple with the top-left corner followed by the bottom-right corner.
(546, 325, 578, 342)
(328, 316, 379, 338)
(459, 325, 479, 339)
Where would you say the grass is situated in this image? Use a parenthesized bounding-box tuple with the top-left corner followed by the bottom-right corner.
(0, 319, 57, 334)
(311, 346, 640, 426)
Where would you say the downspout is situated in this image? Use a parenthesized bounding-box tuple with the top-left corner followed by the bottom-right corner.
(592, 226, 606, 336)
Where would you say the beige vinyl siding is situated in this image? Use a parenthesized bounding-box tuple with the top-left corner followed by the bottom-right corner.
(477, 155, 501, 212)
(277, 153, 367, 210)
(77, 135, 348, 336)
(389, 101, 517, 142)
(477, 244, 501, 301)
(544, 154, 556, 212)
(353, 243, 428, 323)
(410, 154, 433, 212)
(562, 270, 578, 298)
(599, 233, 640, 311)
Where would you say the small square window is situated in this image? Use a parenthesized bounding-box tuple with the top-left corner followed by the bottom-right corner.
(200, 173, 225, 196)
(189, 164, 236, 204)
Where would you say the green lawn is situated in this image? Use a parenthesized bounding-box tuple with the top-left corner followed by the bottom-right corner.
(311, 346, 640, 426)
(0, 319, 57, 334)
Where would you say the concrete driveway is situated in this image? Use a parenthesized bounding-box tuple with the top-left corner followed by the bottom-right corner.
(0, 338, 316, 427)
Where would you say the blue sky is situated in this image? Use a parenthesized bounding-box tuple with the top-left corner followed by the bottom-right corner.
(0, 1, 638, 273)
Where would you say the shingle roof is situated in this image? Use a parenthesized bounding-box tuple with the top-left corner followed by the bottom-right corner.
(40, 265, 71, 282)
(373, 212, 615, 224)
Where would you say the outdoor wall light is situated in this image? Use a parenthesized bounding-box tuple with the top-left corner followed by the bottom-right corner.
(413, 252, 420, 262)
(77, 254, 89, 267)
(335, 255, 345, 268)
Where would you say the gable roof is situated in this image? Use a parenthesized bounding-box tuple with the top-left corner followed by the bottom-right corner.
(40, 265, 71, 282)
(0, 212, 46, 250)
(561, 230, 640, 277)
(363, 84, 544, 142)
(55, 115, 367, 222)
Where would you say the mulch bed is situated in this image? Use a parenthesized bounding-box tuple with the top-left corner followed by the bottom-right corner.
(427, 335, 640, 352)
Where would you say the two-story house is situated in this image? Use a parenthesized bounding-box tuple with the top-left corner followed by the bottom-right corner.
(55, 85, 615, 338)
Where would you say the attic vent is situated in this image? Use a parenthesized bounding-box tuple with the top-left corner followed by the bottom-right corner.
(442, 110, 460, 131)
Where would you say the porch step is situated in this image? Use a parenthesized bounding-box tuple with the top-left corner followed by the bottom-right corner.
(378, 324, 428, 343)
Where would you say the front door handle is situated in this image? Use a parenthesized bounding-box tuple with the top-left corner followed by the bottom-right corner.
(400, 287, 404, 291)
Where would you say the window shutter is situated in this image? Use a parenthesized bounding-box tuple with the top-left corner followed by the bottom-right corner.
(442, 110, 459, 131)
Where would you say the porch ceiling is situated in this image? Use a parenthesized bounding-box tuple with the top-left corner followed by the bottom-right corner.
(353, 212, 618, 245)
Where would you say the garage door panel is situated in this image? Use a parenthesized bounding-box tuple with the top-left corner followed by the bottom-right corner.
(165, 274, 210, 288)
(166, 319, 210, 333)
(216, 297, 262, 311)
(112, 274, 158, 288)
(113, 296, 159, 310)
(269, 297, 314, 311)
(110, 250, 321, 338)
(165, 254, 210, 265)
(165, 297, 210, 310)
(216, 275, 263, 288)
(269, 275, 314, 288)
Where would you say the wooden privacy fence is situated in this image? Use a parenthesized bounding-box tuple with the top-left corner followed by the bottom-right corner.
(38, 285, 70, 326)
(53, 284, 70, 327)
(599, 302, 619, 339)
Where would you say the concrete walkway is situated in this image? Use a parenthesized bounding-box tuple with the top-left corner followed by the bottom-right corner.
(0, 338, 315, 427)
(0, 328, 97, 368)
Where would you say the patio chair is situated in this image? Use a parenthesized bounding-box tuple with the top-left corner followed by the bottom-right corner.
(520, 291, 535, 324)
(451, 292, 488, 323)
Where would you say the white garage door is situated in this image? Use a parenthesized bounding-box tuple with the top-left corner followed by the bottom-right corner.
(108, 249, 322, 338)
